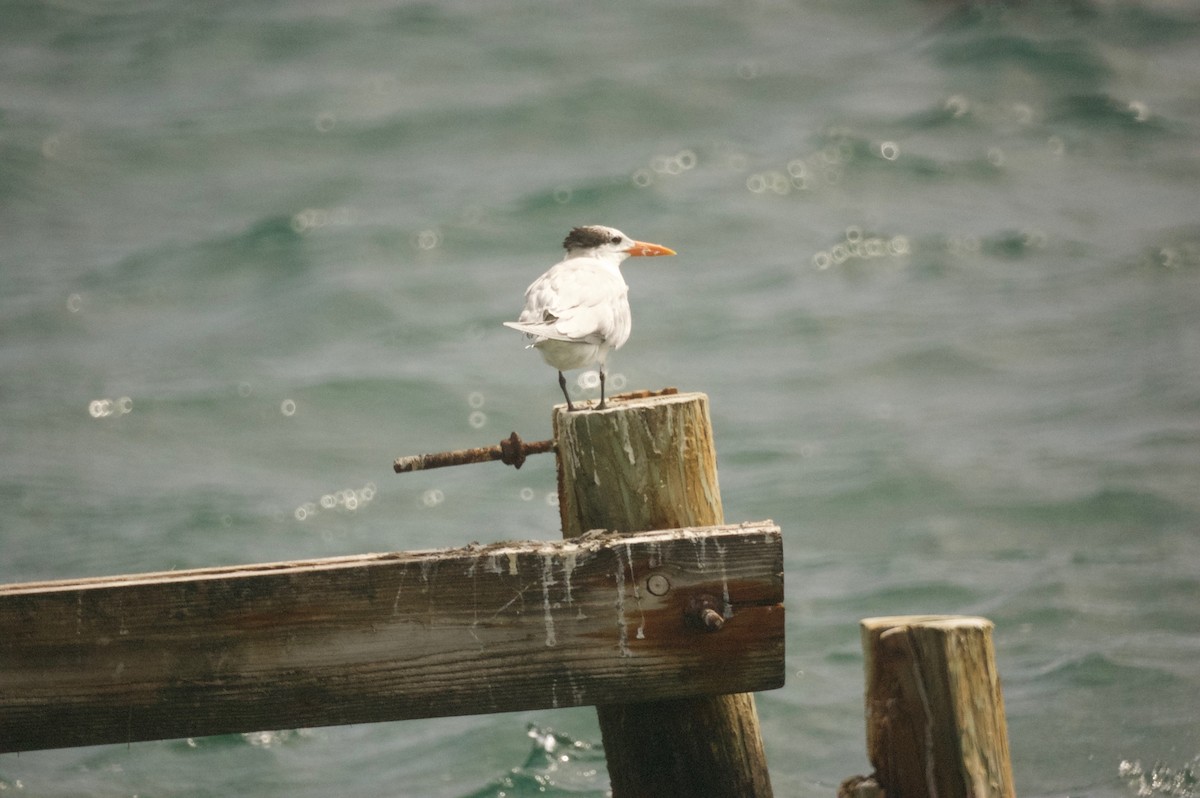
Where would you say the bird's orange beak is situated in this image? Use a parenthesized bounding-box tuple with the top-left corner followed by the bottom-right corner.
(627, 241, 676, 257)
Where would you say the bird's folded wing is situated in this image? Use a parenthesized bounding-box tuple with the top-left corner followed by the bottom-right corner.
(504, 263, 627, 345)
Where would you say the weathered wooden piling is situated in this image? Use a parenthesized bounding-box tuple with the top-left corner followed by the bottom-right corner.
(860, 615, 1015, 798)
(554, 391, 778, 798)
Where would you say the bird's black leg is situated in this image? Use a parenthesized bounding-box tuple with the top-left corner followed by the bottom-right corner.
(558, 370, 576, 412)
(596, 367, 607, 410)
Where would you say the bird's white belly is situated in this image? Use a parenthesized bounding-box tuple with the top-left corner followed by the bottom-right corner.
(534, 338, 605, 371)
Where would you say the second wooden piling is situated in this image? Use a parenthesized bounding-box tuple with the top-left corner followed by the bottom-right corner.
(554, 391, 778, 798)
(861, 615, 1015, 798)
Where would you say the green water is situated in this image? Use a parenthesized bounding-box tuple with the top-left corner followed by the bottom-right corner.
(3, 1, 1200, 795)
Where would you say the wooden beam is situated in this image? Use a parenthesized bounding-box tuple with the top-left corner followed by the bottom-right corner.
(555, 391, 777, 798)
(0, 523, 783, 754)
(861, 615, 1016, 798)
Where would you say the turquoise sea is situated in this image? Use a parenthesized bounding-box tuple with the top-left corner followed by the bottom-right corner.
(3, 0, 1200, 795)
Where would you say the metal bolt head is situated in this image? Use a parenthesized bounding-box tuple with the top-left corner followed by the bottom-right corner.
(646, 573, 671, 596)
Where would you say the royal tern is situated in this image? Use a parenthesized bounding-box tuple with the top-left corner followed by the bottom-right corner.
(504, 225, 675, 411)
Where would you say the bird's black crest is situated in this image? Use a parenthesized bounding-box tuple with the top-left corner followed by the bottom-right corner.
(563, 226, 613, 251)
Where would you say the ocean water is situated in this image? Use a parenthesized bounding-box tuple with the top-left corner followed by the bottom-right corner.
(3, 0, 1200, 795)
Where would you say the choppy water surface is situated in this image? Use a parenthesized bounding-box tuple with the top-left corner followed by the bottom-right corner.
(3, 1, 1200, 796)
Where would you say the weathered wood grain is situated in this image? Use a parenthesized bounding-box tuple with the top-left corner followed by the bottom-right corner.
(0, 523, 782, 754)
(861, 615, 1016, 798)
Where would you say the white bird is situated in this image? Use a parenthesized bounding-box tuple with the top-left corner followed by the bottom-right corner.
(504, 225, 676, 411)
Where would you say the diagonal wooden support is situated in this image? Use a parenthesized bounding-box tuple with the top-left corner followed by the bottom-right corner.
(0, 522, 783, 754)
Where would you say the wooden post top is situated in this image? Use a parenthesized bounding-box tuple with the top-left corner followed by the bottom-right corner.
(550, 387, 699, 415)
(862, 615, 995, 632)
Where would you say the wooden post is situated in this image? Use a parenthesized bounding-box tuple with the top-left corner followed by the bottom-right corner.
(860, 615, 1015, 798)
(554, 391, 777, 798)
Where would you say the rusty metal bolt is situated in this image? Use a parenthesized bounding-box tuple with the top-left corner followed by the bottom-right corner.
(685, 594, 726, 632)
(698, 607, 724, 631)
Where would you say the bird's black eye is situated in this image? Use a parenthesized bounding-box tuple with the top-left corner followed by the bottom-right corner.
(611, 236, 622, 244)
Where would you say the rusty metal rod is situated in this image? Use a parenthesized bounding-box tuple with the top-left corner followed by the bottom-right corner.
(392, 389, 677, 474)
(393, 432, 554, 473)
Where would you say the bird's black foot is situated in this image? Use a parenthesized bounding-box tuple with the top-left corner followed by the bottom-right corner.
(595, 368, 607, 411)
(558, 371, 577, 412)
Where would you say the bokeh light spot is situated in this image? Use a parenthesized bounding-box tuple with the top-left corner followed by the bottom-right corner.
(88, 396, 133, 419)
(945, 94, 970, 118)
(413, 229, 442, 250)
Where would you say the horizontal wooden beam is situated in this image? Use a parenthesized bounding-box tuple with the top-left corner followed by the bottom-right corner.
(0, 522, 783, 753)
